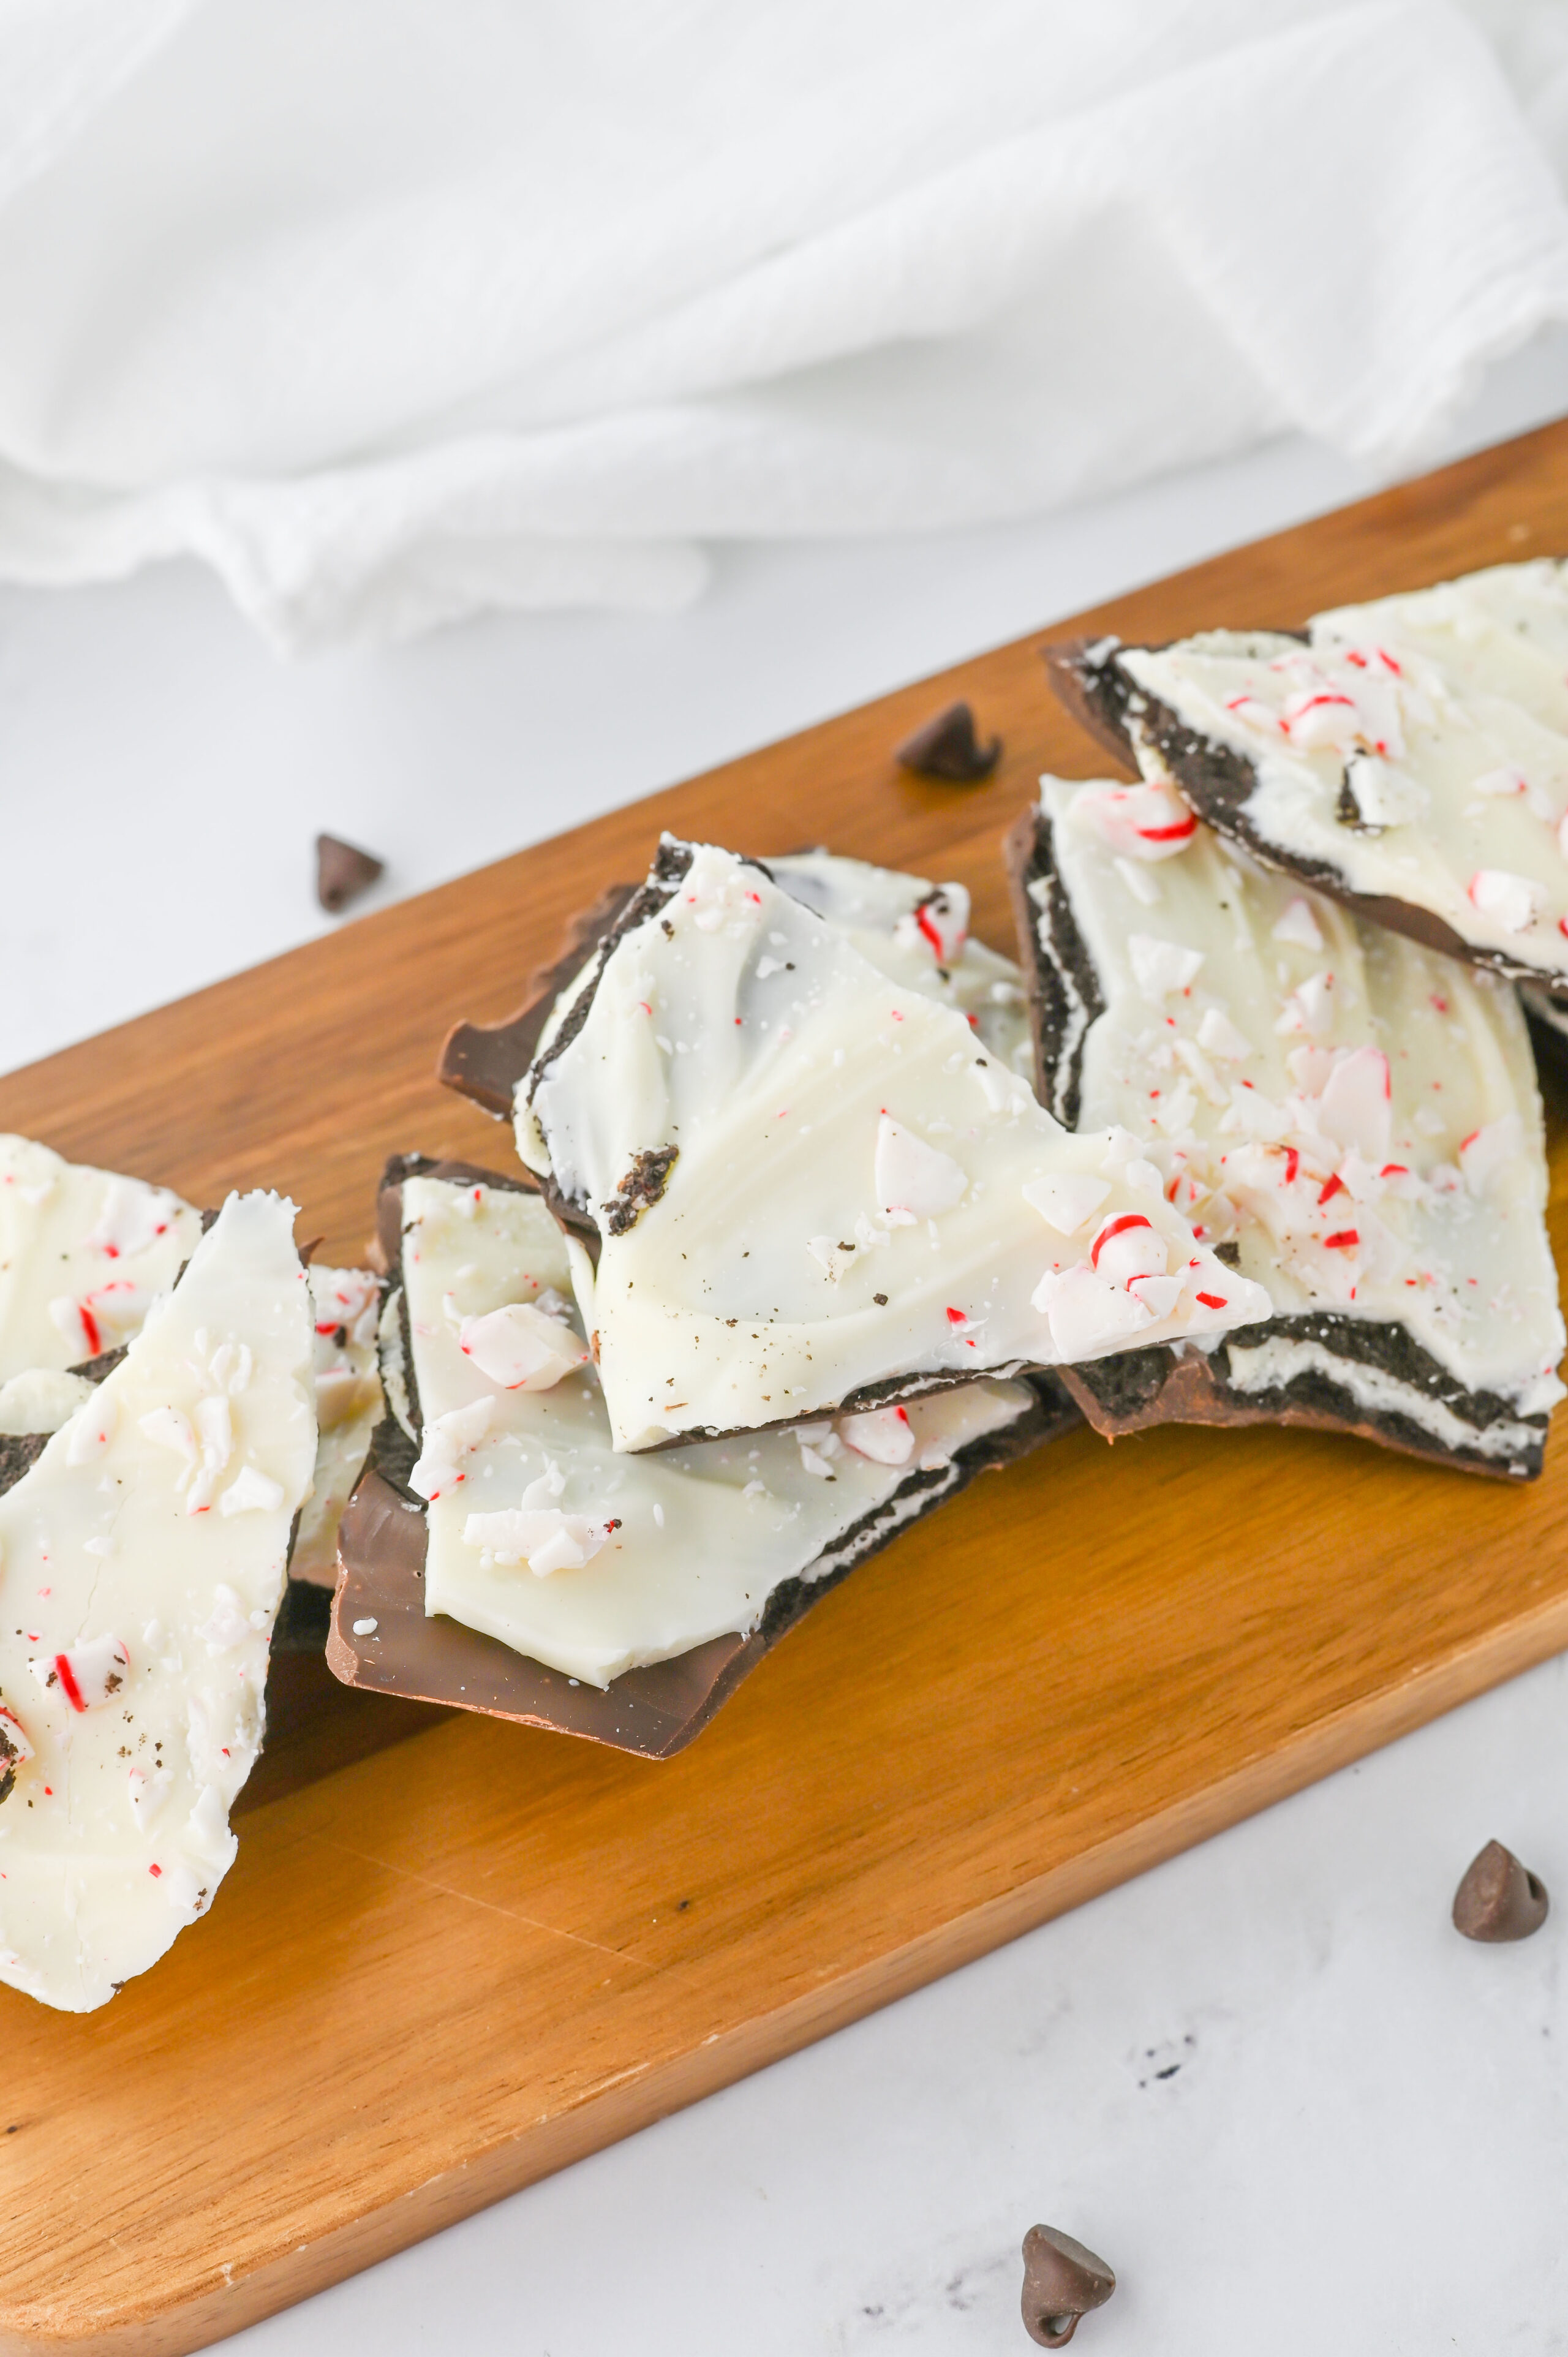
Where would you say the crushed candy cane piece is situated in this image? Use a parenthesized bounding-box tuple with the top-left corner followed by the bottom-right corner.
(29, 1633, 129, 1713)
(873, 1115, 967, 1223)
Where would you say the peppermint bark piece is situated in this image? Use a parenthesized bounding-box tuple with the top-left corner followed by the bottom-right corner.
(1006, 776, 1566, 1477)
(330, 1161, 1068, 1751)
(1046, 559, 1568, 996)
(514, 837, 1266, 1452)
(0, 1192, 317, 2011)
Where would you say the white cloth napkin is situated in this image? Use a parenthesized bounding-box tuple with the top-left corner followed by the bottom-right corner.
(0, 0, 1566, 650)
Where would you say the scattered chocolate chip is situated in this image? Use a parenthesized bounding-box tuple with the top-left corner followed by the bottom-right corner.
(1453, 1839, 1549, 1942)
(894, 700, 1001, 782)
(1021, 2226, 1115, 2348)
(298, 1233, 326, 1268)
(316, 833, 385, 915)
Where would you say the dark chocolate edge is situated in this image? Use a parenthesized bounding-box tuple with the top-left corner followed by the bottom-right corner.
(1044, 636, 1568, 1003)
(1001, 804, 1104, 1130)
(437, 881, 641, 1120)
(1003, 775, 1548, 1482)
(331, 1159, 1079, 1755)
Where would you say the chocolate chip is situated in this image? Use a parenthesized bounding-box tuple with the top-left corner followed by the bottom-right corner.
(894, 700, 1001, 782)
(316, 833, 386, 915)
(1020, 2225, 1115, 2348)
(1452, 1839, 1549, 1942)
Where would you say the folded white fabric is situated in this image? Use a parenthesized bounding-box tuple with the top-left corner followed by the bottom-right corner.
(0, 0, 1564, 649)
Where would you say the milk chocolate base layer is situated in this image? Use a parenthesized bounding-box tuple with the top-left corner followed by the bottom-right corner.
(331, 1153, 1080, 1757)
(330, 1376, 1074, 1758)
(1002, 801, 1547, 1481)
(1042, 637, 1568, 1005)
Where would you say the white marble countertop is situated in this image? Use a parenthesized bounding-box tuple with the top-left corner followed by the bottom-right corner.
(9, 336, 1568, 2356)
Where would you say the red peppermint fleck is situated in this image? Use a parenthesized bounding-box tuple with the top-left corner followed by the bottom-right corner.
(1323, 1230, 1359, 1251)
(149, 1864, 162, 1879)
(1317, 1174, 1345, 1206)
(945, 1307, 967, 1326)
(1379, 1163, 1408, 1178)
(78, 1307, 102, 1357)
(1195, 1292, 1227, 1310)
(1282, 1148, 1300, 1185)
(1138, 815, 1197, 843)
(53, 1654, 86, 1713)
(1430, 994, 1449, 1014)
(1090, 1213, 1153, 1270)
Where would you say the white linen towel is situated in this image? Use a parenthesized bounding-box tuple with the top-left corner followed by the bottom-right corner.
(0, 0, 1566, 649)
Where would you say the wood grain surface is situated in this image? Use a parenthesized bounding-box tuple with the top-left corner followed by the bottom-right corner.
(4, 420, 1568, 2354)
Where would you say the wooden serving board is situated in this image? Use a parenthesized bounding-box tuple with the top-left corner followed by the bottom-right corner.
(6, 422, 1568, 2355)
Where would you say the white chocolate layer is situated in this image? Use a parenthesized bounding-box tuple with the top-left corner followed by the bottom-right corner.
(766, 852, 1033, 1076)
(400, 1175, 1034, 1686)
(519, 839, 1267, 1451)
(1038, 776, 1565, 1414)
(0, 1193, 317, 2012)
(292, 1266, 383, 1586)
(0, 1134, 200, 1378)
(1117, 560, 1568, 982)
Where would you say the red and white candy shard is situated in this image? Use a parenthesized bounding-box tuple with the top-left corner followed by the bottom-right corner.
(894, 884, 970, 968)
(0, 1190, 316, 2013)
(1076, 780, 1197, 862)
(1468, 869, 1537, 934)
(458, 1300, 589, 1392)
(1128, 934, 1204, 999)
(409, 1395, 495, 1501)
(837, 1405, 914, 1466)
(28, 1634, 130, 1712)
